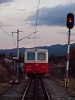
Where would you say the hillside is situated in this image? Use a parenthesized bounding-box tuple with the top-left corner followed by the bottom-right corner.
(0, 58, 23, 83)
(34, 44, 67, 56)
(0, 43, 75, 56)
(0, 58, 16, 83)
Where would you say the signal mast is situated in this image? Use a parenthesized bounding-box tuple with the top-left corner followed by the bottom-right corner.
(65, 13, 74, 87)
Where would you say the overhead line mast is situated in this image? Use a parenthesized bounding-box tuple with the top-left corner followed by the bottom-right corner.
(34, 0, 40, 46)
(35, 0, 40, 32)
(12, 29, 22, 81)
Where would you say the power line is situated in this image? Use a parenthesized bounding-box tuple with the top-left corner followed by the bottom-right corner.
(0, 26, 11, 36)
(0, 26, 17, 48)
(19, 31, 38, 41)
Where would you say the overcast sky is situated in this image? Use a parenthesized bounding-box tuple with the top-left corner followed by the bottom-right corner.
(0, 0, 75, 49)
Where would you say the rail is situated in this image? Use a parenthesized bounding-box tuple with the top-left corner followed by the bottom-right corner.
(22, 78, 51, 100)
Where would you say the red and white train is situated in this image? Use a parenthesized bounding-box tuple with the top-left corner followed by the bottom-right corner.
(24, 49, 48, 77)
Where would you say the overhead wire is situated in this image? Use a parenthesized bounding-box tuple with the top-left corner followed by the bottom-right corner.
(19, 31, 38, 41)
(0, 26, 11, 36)
(19, 0, 40, 43)
(0, 0, 40, 48)
(0, 25, 16, 48)
(10, 0, 40, 48)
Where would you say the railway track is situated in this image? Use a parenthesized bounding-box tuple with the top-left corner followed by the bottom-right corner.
(1, 78, 73, 100)
(2, 79, 29, 100)
(22, 77, 51, 100)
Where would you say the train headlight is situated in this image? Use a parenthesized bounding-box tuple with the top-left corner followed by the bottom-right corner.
(26, 66, 32, 69)
(27, 67, 29, 68)
(41, 66, 45, 68)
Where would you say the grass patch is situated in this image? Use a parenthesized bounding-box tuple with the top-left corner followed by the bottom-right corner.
(47, 75, 75, 97)
(67, 79, 75, 97)
(55, 78, 75, 97)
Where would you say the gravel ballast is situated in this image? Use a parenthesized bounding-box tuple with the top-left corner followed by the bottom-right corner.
(44, 79, 74, 100)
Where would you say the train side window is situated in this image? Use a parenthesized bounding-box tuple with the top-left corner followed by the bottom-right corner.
(37, 52, 46, 60)
(27, 52, 35, 60)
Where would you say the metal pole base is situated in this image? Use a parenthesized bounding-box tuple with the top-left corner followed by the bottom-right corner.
(65, 78, 69, 88)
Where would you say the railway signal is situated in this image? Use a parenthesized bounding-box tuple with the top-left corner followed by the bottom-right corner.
(66, 13, 74, 29)
(65, 13, 74, 88)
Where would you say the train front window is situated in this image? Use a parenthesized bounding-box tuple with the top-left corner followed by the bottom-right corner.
(27, 52, 35, 60)
(37, 52, 46, 60)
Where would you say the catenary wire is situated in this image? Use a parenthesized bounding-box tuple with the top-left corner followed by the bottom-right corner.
(0, 26, 16, 47)
(19, 31, 38, 41)
(0, 0, 40, 48)
(0, 26, 11, 36)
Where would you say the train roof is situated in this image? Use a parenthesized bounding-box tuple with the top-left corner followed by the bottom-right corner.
(25, 48, 48, 52)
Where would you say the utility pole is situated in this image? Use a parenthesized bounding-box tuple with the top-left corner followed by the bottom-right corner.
(12, 29, 22, 81)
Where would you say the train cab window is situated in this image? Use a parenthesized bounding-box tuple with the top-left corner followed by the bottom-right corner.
(37, 52, 46, 60)
(27, 52, 35, 60)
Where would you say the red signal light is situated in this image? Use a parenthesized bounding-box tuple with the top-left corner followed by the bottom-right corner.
(66, 13, 74, 29)
(68, 18, 72, 23)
